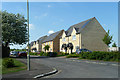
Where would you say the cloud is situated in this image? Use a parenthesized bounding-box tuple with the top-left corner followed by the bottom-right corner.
(48, 5, 51, 8)
(48, 30, 54, 34)
(29, 24, 35, 30)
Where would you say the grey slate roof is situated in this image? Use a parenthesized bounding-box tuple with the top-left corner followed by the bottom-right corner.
(37, 35, 47, 43)
(30, 41, 34, 46)
(43, 30, 63, 43)
(66, 17, 95, 36)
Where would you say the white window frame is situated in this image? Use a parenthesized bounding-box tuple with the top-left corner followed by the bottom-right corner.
(72, 35, 76, 40)
(62, 37, 66, 42)
(51, 41, 52, 45)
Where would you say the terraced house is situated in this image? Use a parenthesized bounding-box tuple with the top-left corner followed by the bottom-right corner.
(60, 17, 108, 53)
(30, 36, 48, 52)
(42, 30, 64, 52)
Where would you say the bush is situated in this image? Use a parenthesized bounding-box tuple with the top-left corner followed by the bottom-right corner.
(47, 52, 58, 57)
(60, 52, 69, 55)
(40, 51, 44, 56)
(29, 52, 37, 55)
(3, 58, 15, 68)
(66, 54, 80, 58)
(79, 51, 120, 61)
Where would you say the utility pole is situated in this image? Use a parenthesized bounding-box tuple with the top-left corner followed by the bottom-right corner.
(27, 0, 30, 71)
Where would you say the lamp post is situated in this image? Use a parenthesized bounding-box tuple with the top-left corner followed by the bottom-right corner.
(27, 0, 30, 71)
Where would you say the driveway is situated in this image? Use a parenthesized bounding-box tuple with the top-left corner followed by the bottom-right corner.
(28, 56, 118, 78)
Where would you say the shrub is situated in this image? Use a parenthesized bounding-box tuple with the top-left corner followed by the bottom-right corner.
(66, 54, 80, 58)
(60, 52, 69, 55)
(47, 52, 58, 57)
(29, 52, 37, 55)
(79, 51, 120, 61)
(3, 58, 15, 68)
(40, 51, 44, 56)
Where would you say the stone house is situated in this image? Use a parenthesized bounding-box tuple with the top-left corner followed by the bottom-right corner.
(36, 35, 48, 52)
(42, 30, 64, 52)
(31, 41, 37, 52)
(60, 17, 108, 53)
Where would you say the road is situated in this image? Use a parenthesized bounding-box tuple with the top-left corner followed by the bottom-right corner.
(27, 56, 118, 78)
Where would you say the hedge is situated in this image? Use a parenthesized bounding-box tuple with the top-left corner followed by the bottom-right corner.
(66, 54, 80, 58)
(80, 51, 120, 61)
(29, 52, 38, 55)
(66, 51, 120, 61)
(39, 52, 58, 57)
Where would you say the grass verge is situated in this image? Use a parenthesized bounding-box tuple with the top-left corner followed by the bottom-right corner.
(2, 58, 27, 74)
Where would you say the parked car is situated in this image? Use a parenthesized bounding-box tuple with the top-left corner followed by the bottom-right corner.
(76, 48, 92, 54)
(10, 51, 19, 57)
(18, 51, 27, 57)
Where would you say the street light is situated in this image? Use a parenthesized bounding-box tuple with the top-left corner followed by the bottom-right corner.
(27, 0, 30, 71)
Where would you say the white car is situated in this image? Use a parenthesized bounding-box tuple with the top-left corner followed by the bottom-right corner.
(10, 51, 19, 57)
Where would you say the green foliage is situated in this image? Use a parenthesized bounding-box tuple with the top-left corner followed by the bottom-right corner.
(66, 51, 119, 62)
(103, 30, 113, 46)
(47, 52, 58, 57)
(39, 51, 44, 56)
(44, 45, 50, 52)
(112, 42, 117, 47)
(3, 58, 15, 68)
(29, 52, 37, 55)
(1, 11, 28, 45)
(66, 54, 80, 58)
(80, 51, 119, 61)
(80, 52, 91, 59)
(39, 52, 58, 57)
(2, 58, 27, 74)
(60, 52, 69, 55)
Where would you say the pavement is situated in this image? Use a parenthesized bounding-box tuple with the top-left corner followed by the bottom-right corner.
(2, 56, 54, 79)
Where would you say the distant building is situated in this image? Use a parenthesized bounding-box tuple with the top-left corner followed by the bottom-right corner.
(36, 35, 48, 52)
(42, 30, 64, 52)
(60, 17, 108, 53)
(108, 47, 119, 52)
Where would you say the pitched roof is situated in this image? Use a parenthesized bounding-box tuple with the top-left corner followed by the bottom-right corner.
(30, 41, 34, 46)
(43, 30, 63, 43)
(66, 17, 95, 36)
(37, 35, 47, 43)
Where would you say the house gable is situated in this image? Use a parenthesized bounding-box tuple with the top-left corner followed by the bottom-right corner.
(71, 27, 77, 36)
(61, 31, 66, 38)
(81, 17, 108, 51)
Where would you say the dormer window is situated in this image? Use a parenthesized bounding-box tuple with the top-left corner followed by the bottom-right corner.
(62, 37, 66, 42)
(72, 35, 76, 40)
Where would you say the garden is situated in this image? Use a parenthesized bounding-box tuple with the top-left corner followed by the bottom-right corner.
(2, 58, 27, 74)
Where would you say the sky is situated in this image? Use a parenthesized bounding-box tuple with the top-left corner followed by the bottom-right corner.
(2, 2, 118, 49)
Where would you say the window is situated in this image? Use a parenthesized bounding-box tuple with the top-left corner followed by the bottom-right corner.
(62, 37, 66, 42)
(50, 48, 52, 52)
(72, 35, 76, 40)
(51, 42, 52, 44)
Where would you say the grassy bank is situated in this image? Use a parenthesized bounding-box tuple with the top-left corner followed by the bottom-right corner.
(2, 58, 27, 74)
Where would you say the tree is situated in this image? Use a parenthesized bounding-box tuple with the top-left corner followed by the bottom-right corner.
(112, 42, 117, 47)
(1, 11, 28, 57)
(44, 45, 50, 52)
(103, 30, 113, 46)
